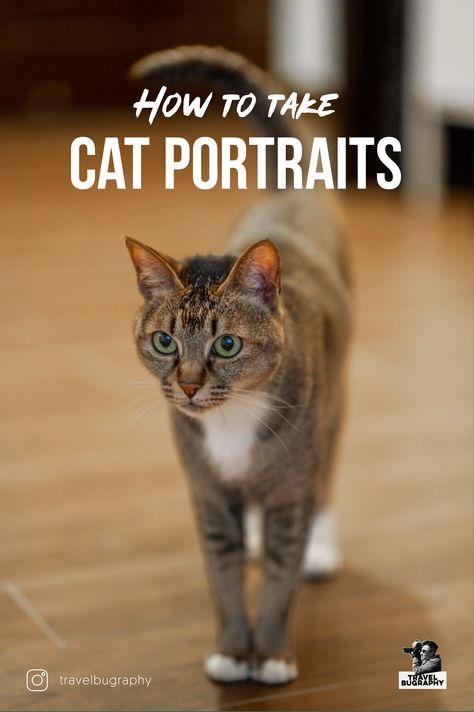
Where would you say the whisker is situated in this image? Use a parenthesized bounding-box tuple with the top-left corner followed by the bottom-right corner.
(122, 393, 163, 413)
(131, 395, 167, 425)
(121, 384, 168, 426)
(233, 392, 285, 413)
(230, 401, 290, 460)
(123, 379, 160, 391)
(234, 391, 289, 412)
(233, 393, 303, 433)
(235, 388, 299, 410)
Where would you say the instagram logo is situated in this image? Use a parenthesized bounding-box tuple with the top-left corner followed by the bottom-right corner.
(26, 669, 48, 692)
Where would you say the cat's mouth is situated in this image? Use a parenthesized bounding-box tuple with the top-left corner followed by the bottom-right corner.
(173, 399, 209, 417)
(175, 398, 224, 417)
(168, 386, 230, 417)
(181, 401, 204, 413)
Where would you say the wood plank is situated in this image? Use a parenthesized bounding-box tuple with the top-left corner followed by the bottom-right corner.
(0, 112, 472, 711)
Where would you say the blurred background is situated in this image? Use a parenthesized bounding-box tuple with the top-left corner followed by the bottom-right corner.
(1, 2, 472, 711)
(1, 0, 473, 194)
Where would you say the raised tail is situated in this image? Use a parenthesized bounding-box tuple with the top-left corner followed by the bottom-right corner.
(130, 45, 296, 140)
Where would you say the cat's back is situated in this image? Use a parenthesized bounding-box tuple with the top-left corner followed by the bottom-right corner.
(228, 191, 351, 328)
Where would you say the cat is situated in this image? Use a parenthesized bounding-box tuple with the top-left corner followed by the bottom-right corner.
(126, 46, 351, 685)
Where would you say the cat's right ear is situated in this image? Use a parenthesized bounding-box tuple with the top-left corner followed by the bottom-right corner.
(126, 237, 184, 300)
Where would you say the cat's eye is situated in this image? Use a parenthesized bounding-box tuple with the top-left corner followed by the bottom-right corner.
(152, 330, 178, 355)
(212, 334, 242, 358)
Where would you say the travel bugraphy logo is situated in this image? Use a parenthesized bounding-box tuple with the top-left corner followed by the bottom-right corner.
(25, 668, 152, 692)
(399, 639, 447, 689)
(26, 669, 48, 692)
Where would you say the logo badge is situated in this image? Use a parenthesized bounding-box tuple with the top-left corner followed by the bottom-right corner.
(26, 669, 48, 692)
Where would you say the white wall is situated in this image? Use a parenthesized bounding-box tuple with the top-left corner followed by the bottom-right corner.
(404, 0, 473, 199)
(269, 0, 344, 90)
(410, 0, 474, 121)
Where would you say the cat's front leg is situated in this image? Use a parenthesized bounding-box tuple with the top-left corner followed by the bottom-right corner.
(190, 483, 252, 682)
(253, 497, 313, 684)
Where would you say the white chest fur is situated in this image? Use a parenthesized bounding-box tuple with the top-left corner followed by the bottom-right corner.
(200, 392, 269, 480)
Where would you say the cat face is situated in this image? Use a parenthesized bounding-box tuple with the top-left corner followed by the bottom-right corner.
(127, 238, 284, 417)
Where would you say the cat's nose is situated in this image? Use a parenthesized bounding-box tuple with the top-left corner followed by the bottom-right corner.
(178, 382, 202, 399)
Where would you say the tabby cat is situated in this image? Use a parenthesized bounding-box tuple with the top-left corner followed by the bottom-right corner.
(126, 46, 351, 685)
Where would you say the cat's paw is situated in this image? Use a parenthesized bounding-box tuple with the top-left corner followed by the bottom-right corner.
(204, 653, 251, 682)
(303, 508, 342, 580)
(251, 657, 298, 685)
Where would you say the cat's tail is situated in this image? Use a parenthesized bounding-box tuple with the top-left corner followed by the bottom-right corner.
(130, 45, 311, 187)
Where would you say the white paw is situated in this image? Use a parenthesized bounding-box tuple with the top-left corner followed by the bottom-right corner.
(252, 658, 298, 685)
(303, 509, 342, 579)
(244, 504, 263, 561)
(204, 653, 250, 682)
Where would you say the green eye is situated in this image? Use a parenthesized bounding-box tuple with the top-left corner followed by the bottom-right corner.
(152, 331, 178, 355)
(212, 334, 242, 358)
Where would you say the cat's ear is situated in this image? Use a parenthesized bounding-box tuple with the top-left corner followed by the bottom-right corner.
(218, 240, 281, 310)
(126, 237, 184, 300)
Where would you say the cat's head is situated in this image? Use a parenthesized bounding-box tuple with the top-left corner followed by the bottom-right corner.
(126, 237, 284, 417)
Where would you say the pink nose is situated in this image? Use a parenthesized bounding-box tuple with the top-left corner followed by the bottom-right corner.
(179, 382, 202, 399)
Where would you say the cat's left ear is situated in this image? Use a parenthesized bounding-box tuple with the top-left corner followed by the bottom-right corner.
(218, 239, 281, 310)
(126, 237, 183, 300)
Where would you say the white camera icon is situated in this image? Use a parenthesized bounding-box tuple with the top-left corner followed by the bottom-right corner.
(26, 669, 48, 692)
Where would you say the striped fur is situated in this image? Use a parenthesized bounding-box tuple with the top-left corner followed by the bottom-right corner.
(127, 46, 351, 685)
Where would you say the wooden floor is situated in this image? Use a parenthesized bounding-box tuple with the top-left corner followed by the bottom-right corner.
(1, 111, 472, 711)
